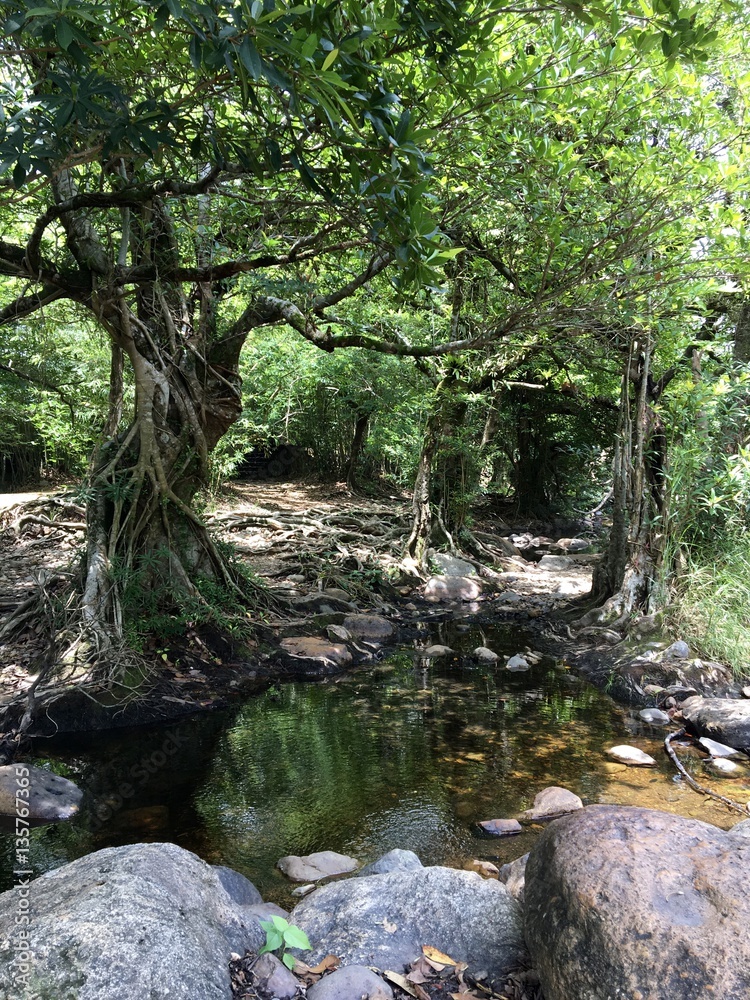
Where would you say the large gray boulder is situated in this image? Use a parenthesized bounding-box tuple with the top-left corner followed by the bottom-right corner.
(357, 849, 423, 877)
(291, 866, 525, 986)
(0, 764, 82, 821)
(423, 576, 482, 602)
(0, 843, 265, 1000)
(681, 697, 750, 752)
(525, 805, 750, 1000)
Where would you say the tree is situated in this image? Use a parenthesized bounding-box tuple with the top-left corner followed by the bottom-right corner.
(0, 0, 733, 680)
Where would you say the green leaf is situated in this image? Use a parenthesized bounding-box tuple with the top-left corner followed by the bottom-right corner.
(239, 37, 262, 79)
(282, 953, 296, 970)
(282, 924, 311, 950)
(321, 47, 338, 72)
(56, 18, 74, 51)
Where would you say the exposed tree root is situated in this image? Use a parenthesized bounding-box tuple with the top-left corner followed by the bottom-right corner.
(664, 729, 750, 817)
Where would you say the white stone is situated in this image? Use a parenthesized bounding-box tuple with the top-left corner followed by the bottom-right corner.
(607, 745, 657, 767)
(506, 654, 530, 671)
(698, 737, 743, 758)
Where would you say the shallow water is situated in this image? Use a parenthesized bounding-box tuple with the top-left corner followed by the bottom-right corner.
(1, 621, 747, 904)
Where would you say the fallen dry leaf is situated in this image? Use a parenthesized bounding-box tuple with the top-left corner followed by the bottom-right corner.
(384, 970, 418, 997)
(422, 944, 458, 967)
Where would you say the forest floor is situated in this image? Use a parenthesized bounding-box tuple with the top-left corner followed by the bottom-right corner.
(1, 478, 736, 737)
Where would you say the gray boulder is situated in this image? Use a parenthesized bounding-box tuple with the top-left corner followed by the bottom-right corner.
(0, 764, 82, 822)
(537, 555, 573, 571)
(525, 805, 750, 1000)
(290, 866, 526, 985)
(211, 865, 262, 906)
(681, 697, 750, 751)
(0, 842, 265, 1000)
(357, 849, 423, 877)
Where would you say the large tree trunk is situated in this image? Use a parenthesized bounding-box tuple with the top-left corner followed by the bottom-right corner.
(80, 289, 244, 652)
(344, 410, 370, 491)
(589, 332, 665, 620)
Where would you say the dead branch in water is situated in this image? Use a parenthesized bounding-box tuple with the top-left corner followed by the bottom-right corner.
(664, 728, 750, 817)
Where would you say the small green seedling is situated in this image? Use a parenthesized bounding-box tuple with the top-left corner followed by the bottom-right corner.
(259, 915, 312, 970)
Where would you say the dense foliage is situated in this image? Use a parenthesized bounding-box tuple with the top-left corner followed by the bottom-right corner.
(1, 0, 750, 669)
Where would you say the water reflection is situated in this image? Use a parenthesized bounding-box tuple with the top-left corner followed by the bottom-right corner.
(0, 623, 746, 904)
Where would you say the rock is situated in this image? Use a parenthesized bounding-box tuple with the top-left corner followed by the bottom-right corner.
(478, 818, 523, 837)
(212, 865, 263, 906)
(498, 854, 528, 905)
(525, 805, 750, 1000)
(0, 763, 82, 821)
(307, 966, 392, 1000)
(279, 637, 352, 669)
(557, 537, 591, 553)
(657, 684, 699, 707)
(247, 902, 289, 920)
(326, 624, 352, 643)
(698, 736, 744, 758)
(288, 594, 355, 614)
(497, 591, 523, 603)
(357, 849, 423, 877)
(519, 787, 583, 822)
(506, 654, 530, 671)
(607, 744, 656, 766)
(278, 851, 359, 882)
(290, 866, 526, 986)
(422, 644, 454, 657)
(0, 842, 264, 1000)
(429, 551, 477, 577)
(424, 576, 482, 602)
(730, 819, 750, 840)
(639, 708, 670, 725)
(342, 614, 394, 640)
(663, 639, 690, 659)
(743, 686, 750, 699)
(252, 953, 300, 1000)
(466, 860, 499, 879)
(707, 757, 740, 775)
(537, 555, 573, 570)
(682, 696, 750, 751)
(473, 646, 499, 663)
(291, 883, 316, 897)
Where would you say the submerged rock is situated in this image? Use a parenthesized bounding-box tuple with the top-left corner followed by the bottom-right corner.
(290, 866, 526, 986)
(707, 757, 741, 775)
(519, 786, 583, 822)
(639, 708, 670, 725)
(279, 637, 352, 669)
(0, 842, 264, 1000)
(422, 644, 454, 657)
(525, 805, 750, 1000)
(0, 763, 83, 822)
(607, 745, 657, 767)
(277, 850, 359, 882)
(478, 818, 523, 837)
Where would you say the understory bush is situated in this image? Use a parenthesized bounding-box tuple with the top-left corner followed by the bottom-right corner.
(666, 536, 750, 677)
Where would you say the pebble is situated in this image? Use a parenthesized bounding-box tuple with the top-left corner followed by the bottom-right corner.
(607, 745, 657, 767)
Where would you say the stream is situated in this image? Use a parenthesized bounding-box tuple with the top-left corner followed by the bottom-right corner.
(0, 619, 741, 904)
